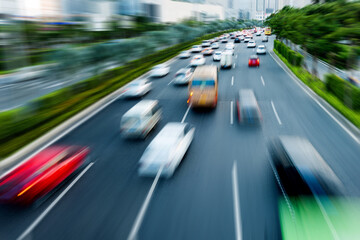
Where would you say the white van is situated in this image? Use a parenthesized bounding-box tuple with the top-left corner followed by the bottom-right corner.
(120, 100, 161, 139)
(220, 51, 233, 69)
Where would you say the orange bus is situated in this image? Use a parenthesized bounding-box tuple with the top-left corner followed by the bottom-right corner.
(188, 65, 218, 108)
(265, 27, 271, 35)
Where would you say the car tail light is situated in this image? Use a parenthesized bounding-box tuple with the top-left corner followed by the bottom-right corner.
(257, 59, 260, 64)
(248, 60, 251, 65)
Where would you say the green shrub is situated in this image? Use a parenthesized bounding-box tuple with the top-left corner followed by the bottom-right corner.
(325, 74, 346, 100)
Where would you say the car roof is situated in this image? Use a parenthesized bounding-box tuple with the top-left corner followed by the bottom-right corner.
(239, 89, 258, 107)
(150, 123, 185, 146)
(193, 54, 203, 58)
(176, 68, 189, 74)
(258, 45, 265, 48)
(124, 100, 158, 117)
(192, 65, 217, 79)
(278, 136, 343, 194)
(250, 55, 258, 59)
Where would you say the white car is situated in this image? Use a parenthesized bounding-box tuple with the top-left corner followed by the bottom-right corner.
(173, 68, 193, 85)
(211, 42, 219, 49)
(244, 37, 251, 43)
(221, 38, 228, 43)
(190, 54, 206, 66)
(256, 32, 261, 36)
(247, 41, 256, 48)
(149, 64, 170, 77)
(225, 47, 234, 55)
(138, 122, 195, 178)
(201, 40, 211, 48)
(239, 36, 244, 41)
(120, 79, 152, 98)
(213, 51, 222, 61)
(256, 45, 266, 54)
(191, 45, 202, 53)
(120, 100, 161, 138)
(226, 43, 235, 49)
(178, 50, 191, 58)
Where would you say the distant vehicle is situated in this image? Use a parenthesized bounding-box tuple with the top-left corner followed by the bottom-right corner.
(121, 100, 161, 139)
(211, 42, 219, 49)
(190, 54, 206, 67)
(191, 45, 202, 53)
(244, 37, 251, 43)
(221, 51, 233, 68)
(221, 38, 228, 43)
(213, 51, 222, 61)
(256, 45, 266, 54)
(247, 40, 256, 48)
(226, 42, 235, 49)
(234, 37, 241, 43)
(173, 68, 193, 85)
(149, 64, 170, 78)
(265, 27, 271, 35)
(0, 146, 90, 205)
(178, 50, 191, 59)
(201, 47, 214, 56)
(256, 32, 261, 36)
(248, 55, 260, 67)
(239, 36, 245, 41)
(188, 65, 218, 108)
(120, 79, 152, 98)
(268, 136, 344, 196)
(138, 122, 195, 178)
(201, 40, 211, 48)
(236, 89, 262, 124)
(225, 47, 234, 55)
(262, 36, 269, 42)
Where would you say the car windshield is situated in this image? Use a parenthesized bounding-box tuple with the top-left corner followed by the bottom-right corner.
(175, 73, 185, 78)
(215, 52, 221, 55)
(258, 47, 265, 49)
(122, 116, 141, 128)
(191, 79, 215, 87)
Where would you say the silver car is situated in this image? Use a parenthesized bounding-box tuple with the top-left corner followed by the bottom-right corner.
(120, 79, 152, 98)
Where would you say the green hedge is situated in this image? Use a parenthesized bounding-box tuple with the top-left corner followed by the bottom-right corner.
(0, 54, 45, 71)
(0, 29, 239, 158)
(274, 40, 303, 67)
(325, 74, 360, 110)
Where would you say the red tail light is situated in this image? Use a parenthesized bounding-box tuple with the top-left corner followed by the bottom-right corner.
(248, 60, 251, 65)
(257, 59, 260, 64)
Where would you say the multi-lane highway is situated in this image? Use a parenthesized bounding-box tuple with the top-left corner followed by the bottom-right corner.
(0, 34, 360, 240)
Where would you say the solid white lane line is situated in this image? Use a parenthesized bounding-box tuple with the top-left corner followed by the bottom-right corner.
(167, 79, 174, 86)
(231, 76, 234, 86)
(17, 162, 94, 240)
(232, 161, 242, 240)
(269, 51, 360, 144)
(181, 105, 191, 123)
(230, 101, 234, 125)
(127, 166, 164, 240)
(271, 101, 282, 125)
(261, 76, 265, 86)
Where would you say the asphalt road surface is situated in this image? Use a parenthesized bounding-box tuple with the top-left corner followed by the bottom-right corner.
(0, 35, 359, 240)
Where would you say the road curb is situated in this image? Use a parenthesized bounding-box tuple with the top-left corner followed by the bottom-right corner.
(269, 50, 360, 142)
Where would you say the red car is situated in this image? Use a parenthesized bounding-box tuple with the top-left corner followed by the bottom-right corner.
(248, 55, 260, 67)
(0, 146, 90, 205)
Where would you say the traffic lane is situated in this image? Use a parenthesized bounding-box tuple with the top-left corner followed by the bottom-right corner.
(259, 52, 360, 196)
(140, 102, 236, 240)
(0, 53, 193, 238)
(140, 51, 282, 239)
(140, 101, 282, 239)
(17, 84, 192, 239)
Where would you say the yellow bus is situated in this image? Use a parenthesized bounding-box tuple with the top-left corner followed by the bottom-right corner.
(188, 65, 218, 108)
(265, 27, 271, 35)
